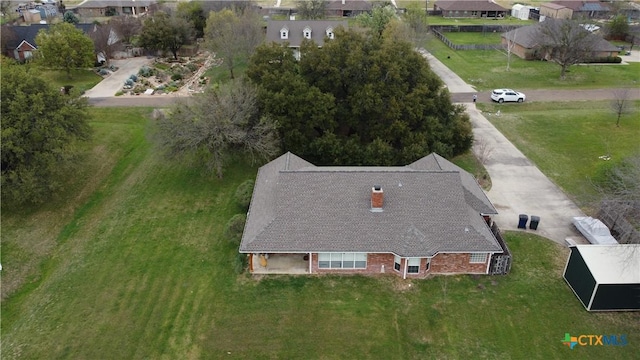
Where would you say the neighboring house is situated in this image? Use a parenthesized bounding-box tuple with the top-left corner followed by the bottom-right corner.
(501, 23, 619, 60)
(551, 1, 611, 19)
(266, 20, 348, 59)
(3, 24, 118, 62)
(563, 244, 640, 311)
(324, 0, 373, 17)
(239, 152, 508, 278)
(433, 0, 508, 19)
(540, 3, 573, 19)
(70, 0, 158, 18)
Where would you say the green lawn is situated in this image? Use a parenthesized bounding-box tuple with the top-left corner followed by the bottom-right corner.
(425, 35, 640, 90)
(37, 68, 103, 93)
(441, 31, 503, 45)
(478, 101, 640, 207)
(2, 107, 639, 359)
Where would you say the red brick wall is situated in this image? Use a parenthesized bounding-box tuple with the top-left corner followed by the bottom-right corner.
(310, 252, 489, 276)
(430, 253, 488, 274)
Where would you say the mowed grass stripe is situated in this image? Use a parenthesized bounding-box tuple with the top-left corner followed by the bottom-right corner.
(3, 108, 639, 359)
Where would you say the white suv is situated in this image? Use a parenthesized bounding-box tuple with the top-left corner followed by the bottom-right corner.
(491, 89, 526, 103)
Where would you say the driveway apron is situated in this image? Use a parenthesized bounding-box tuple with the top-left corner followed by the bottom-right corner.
(83, 57, 154, 98)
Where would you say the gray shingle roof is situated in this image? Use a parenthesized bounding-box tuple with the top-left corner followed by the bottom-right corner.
(502, 22, 620, 52)
(266, 20, 348, 47)
(325, 0, 373, 11)
(434, 1, 507, 12)
(75, 0, 156, 8)
(4, 23, 101, 50)
(240, 152, 502, 257)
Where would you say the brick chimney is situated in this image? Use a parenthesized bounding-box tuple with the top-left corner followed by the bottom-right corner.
(371, 185, 383, 211)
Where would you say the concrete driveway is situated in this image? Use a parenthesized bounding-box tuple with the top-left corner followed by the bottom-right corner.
(83, 57, 154, 98)
(465, 104, 586, 244)
(421, 49, 586, 245)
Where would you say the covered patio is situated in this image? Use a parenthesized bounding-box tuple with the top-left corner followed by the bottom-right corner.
(250, 253, 309, 274)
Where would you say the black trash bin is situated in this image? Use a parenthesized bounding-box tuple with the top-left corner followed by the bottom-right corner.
(518, 214, 528, 229)
(530, 215, 540, 230)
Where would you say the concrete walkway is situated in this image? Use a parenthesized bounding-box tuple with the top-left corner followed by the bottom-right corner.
(83, 57, 154, 98)
(421, 49, 586, 245)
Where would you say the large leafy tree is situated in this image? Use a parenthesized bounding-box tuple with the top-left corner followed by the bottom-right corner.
(296, 0, 326, 20)
(356, 4, 397, 37)
(154, 80, 279, 178)
(204, 7, 263, 79)
(247, 29, 472, 166)
(34, 23, 95, 78)
(139, 11, 195, 60)
(606, 15, 629, 41)
(1, 59, 92, 206)
(177, 1, 207, 38)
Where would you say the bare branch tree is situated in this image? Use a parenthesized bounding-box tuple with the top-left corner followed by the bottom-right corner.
(88, 24, 122, 64)
(154, 80, 279, 178)
(505, 28, 517, 71)
(474, 138, 494, 167)
(536, 19, 597, 80)
(110, 15, 141, 46)
(592, 153, 640, 244)
(205, 7, 263, 79)
(610, 88, 633, 127)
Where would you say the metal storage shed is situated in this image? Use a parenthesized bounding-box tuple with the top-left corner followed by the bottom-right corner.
(563, 245, 640, 311)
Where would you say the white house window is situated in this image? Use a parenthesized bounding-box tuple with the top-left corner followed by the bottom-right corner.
(280, 27, 288, 39)
(394, 255, 401, 271)
(470, 253, 488, 263)
(407, 258, 420, 274)
(326, 27, 334, 39)
(303, 26, 312, 39)
(318, 253, 367, 269)
(23, 51, 33, 59)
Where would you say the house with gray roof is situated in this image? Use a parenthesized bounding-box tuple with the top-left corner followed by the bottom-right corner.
(433, 0, 508, 19)
(324, 0, 373, 17)
(239, 152, 507, 278)
(2, 23, 111, 62)
(70, 0, 158, 18)
(266, 20, 348, 60)
(501, 22, 620, 60)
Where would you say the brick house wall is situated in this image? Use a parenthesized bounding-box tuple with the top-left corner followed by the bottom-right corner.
(310, 252, 490, 277)
(430, 253, 488, 274)
(13, 41, 36, 61)
(501, 39, 537, 60)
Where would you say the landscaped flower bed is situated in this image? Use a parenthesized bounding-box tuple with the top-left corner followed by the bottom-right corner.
(120, 54, 210, 95)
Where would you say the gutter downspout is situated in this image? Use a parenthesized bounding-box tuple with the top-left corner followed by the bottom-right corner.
(403, 258, 408, 279)
(309, 252, 312, 274)
(485, 253, 492, 274)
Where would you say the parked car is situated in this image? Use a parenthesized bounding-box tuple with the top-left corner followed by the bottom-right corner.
(491, 89, 526, 103)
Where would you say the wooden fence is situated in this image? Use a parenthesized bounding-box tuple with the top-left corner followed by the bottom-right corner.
(489, 222, 512, 275)
(431, 28, 502, 51)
